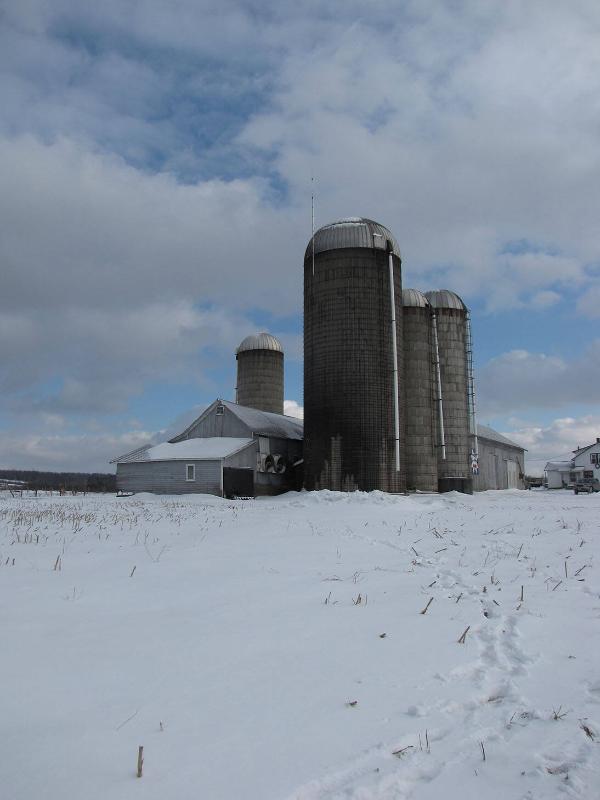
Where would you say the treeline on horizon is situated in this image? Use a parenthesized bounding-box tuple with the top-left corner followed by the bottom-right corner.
(0, 470, 116, 492)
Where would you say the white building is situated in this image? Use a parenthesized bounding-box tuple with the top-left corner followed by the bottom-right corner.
(473, 424, 526, 490)
(544, 437, 600, 488)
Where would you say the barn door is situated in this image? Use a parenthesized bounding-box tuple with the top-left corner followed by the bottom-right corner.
(507, 461, 518, 489)
(223, 468, 254, 498)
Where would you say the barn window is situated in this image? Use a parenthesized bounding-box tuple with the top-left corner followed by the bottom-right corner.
(186, 464, 195, 481)
(216, 404, 224, 416)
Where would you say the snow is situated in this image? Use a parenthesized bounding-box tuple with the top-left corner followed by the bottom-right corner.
(117, 437, 255, 462)
(1, 488, 599, 799)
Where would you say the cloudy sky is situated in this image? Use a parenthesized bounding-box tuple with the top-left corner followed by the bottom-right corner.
(1, 0, 599, 475)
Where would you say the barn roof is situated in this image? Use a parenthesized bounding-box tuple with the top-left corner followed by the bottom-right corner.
(114, 438, 255, 463)
(223, 400, 303, 439)
(477, 424, 526, 451)
(171, 399, 304, 442)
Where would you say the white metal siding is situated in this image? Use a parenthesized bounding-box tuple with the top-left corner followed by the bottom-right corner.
(474, 438, 525, 491)
(117, 460, 222, 495)
(507, 460, 519, 489)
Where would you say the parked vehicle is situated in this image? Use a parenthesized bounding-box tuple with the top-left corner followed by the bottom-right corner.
(574, 478, 600, 494)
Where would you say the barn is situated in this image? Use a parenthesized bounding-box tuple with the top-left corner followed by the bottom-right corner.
(473, 424, 526, 490)
(113, 398, 303, 497)
(114, 438, 256, 496)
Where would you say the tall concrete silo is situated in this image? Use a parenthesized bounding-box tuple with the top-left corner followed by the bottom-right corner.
(402, 289, 438, 492)
(304, 217, 405, 492)
(236, 332, 284, 414)
(424, 290, 472, 493)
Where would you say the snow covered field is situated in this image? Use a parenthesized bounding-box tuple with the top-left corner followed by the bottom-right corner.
(1, 488, 599, 799)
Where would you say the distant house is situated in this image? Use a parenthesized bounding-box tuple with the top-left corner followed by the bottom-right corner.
(544, 437, 600, 488)
(113, 399, 303, 497)
(473, 424, 526, 491)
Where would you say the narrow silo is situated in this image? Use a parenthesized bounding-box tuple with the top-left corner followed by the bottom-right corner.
(424, 290, 472, 493)
(236, 332, 284, 415)
(402, 289, 438, 492)
(304, 217, 405, 492)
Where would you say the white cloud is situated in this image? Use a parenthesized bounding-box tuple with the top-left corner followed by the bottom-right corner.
(240, 2, 600, 310)
(530, 290, 562, 310)
(283, 399, 303, 419)
(0, 298, 257, 410)
(478, 343, 600, 416)
(0, 136, 304, 316)
(576, 283, 600, 318)
(2, 0, 600, 463)
(502, 415, 600, 475)
(0, 429, 153, 473)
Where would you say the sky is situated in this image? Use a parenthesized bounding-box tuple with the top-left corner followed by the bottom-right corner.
(1, 0, 599, 476)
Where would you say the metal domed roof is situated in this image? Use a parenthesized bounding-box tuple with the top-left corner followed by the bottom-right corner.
(424, 290, 466, 311)
(402, 288, 430, 308)
(236, 332, 283, 354)
(305, 217, 401, 260)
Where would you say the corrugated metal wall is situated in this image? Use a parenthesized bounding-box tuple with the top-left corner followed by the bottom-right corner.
(117, 460, 222, 495)
(178, 406, 249, 439)
(473, 440, 525, 490)
(403, 306, 438, 491)
(224, 443, 257, 469)
(304, 247, 405, 492)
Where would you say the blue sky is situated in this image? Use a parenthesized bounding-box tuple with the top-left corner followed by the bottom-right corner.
(1, 0, 600, 474)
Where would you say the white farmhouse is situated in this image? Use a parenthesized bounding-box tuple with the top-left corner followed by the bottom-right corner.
(544, 437, 600, 488)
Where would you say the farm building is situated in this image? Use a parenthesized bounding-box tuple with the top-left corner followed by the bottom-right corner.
(473, 424, 526, 490)
(114, 401, 524, 496)
(111, 218, 529, 498)
(114, 398, 303, 497)
(544, 437, 600, 488)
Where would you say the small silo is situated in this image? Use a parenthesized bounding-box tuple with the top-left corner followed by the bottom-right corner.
(304, 217, 405, 492)
(424, 290, 472, 493)
(235, 332, 284, 415)
(402, 289, 438, 492)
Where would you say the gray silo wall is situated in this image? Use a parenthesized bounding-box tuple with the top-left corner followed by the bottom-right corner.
(402, 307, 438, 491)
(304, 248, 405, 492)
(236, 350, 284, 415)
(435, 308, 472, 491)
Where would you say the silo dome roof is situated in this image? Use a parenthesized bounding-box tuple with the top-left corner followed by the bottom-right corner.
(424, 290, 466, 310)
(236, 332, 283, 354)
(305, 217, 401, 260)
(402, 288, 430, 308)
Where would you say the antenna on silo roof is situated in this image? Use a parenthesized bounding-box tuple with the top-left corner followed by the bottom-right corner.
(311, 177, 315, 276)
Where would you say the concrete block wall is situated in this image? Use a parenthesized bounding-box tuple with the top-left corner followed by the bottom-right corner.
(236, 350, 284, 414)
(402, 307, 438, 491)
(435, 308, 471, 485)
(304, 247, 405, 493)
